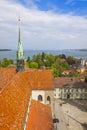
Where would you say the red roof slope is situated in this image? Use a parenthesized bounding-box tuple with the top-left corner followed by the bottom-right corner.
(26, 100, 54, 130)
(25, 69, 53, 90)
(54, 77, 86, 88)
(0, 72, 32, 130)
(0, 68, 16, 91)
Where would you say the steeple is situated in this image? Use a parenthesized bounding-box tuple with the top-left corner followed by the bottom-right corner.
(16, 16, 25, 72)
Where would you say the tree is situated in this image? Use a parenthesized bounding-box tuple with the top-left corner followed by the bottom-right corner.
(66, 56, 76, 65)
(69, 72, 78, 77)
(62, 61, 69, 70)
(32, 54, 43, 68)
(1, 58, 14, 67)
(55, 57, 69, 76)
(0, 61, 2, 67)
(9, 59, 14, 65)
(26, 56, 31, 62)
(45, 54, 55, 67)
(58, 54, 66, 59)
(25, 62, 29, 68)
(41, 52, 46, 62)
(1, 58, 9, 67)
(0, 58, 14, 67)
(29, 62, 38, 69)
(51, 64, 59, 77)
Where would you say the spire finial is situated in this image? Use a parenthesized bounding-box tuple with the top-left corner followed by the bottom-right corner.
(18, 16, 20, 21)
(18, 16, 21, 43)
(18, 16, 20, 29)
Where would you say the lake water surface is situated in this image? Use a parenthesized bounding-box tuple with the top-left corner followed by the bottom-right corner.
(0, 50, 87, 61)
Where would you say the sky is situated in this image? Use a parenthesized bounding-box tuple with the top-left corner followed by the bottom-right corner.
(0, 0, 87, 50)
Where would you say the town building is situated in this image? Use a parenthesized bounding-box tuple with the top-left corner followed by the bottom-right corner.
(61, 69, 73, 76)
(54, 77, 87, 99)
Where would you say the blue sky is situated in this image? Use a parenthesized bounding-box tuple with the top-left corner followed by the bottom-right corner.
(18, 0, 87, 15)
(0, 0, 87, 50)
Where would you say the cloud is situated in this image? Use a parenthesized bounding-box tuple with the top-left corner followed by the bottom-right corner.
(66, 0, 87, 5)
(66, 0, 74, 4)
(0, 0, 87, 50)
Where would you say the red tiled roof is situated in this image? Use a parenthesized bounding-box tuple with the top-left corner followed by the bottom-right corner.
(54, 77, 80, 88)
(54, 77, 87, 88)
(62, 69, 73, 74)
(0, 72, 32, 130)
(0, 68, 16, 91)
(26, 100, 54, 130)
(24, 69, 54, 90)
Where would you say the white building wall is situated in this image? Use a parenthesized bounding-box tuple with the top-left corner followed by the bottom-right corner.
(54, 87, 87, 99)
(32, 90, 45, 104)
(54, 88, 61, 99)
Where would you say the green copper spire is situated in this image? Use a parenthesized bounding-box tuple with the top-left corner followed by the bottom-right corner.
(16, 16, 25, 72)
(17, 16, 24, 60)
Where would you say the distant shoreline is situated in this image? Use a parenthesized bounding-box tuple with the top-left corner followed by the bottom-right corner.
(0, 49, 12, 51)
(78, 49, 87, 52)
(0, 50, 87, 61)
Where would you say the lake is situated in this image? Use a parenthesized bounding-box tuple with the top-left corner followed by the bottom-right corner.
(0, 49, 87, 61)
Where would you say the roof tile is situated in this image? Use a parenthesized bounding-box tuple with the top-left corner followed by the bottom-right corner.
(0, 68, 16, 91)
(26, 100, 54, 130)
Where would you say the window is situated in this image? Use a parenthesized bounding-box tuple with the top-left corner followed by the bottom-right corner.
(67, 94, 70, 99)
(47, 96, 51, 101)
(77, 89, 78, 92)
(38, 95, 43, 101)
(70, 89, 73, 93)
(64, 89, 66, 92)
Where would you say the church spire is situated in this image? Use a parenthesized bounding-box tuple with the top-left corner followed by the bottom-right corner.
(16, 16, 25, 72)
(18, 16, 21, 43)
(17, 16, 24, 60)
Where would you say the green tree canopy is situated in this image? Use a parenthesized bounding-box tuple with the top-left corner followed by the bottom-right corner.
(1, 58, 14, 67)
(29, 62, 38, 69)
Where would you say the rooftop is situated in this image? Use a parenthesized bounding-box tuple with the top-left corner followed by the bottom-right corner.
(24, 69, 54, 90)
(54, 77, 87, 88)
(0, 72, 32, 130)
(0, 68, 16, 91)
(0, 68, 53, 130)
(26, 100, 54, 130)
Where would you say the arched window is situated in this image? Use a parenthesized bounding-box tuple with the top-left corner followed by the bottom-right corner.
(38, 95, 43, 101)
(47, 96, 51, 101)
(47, 96, 51, 104)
